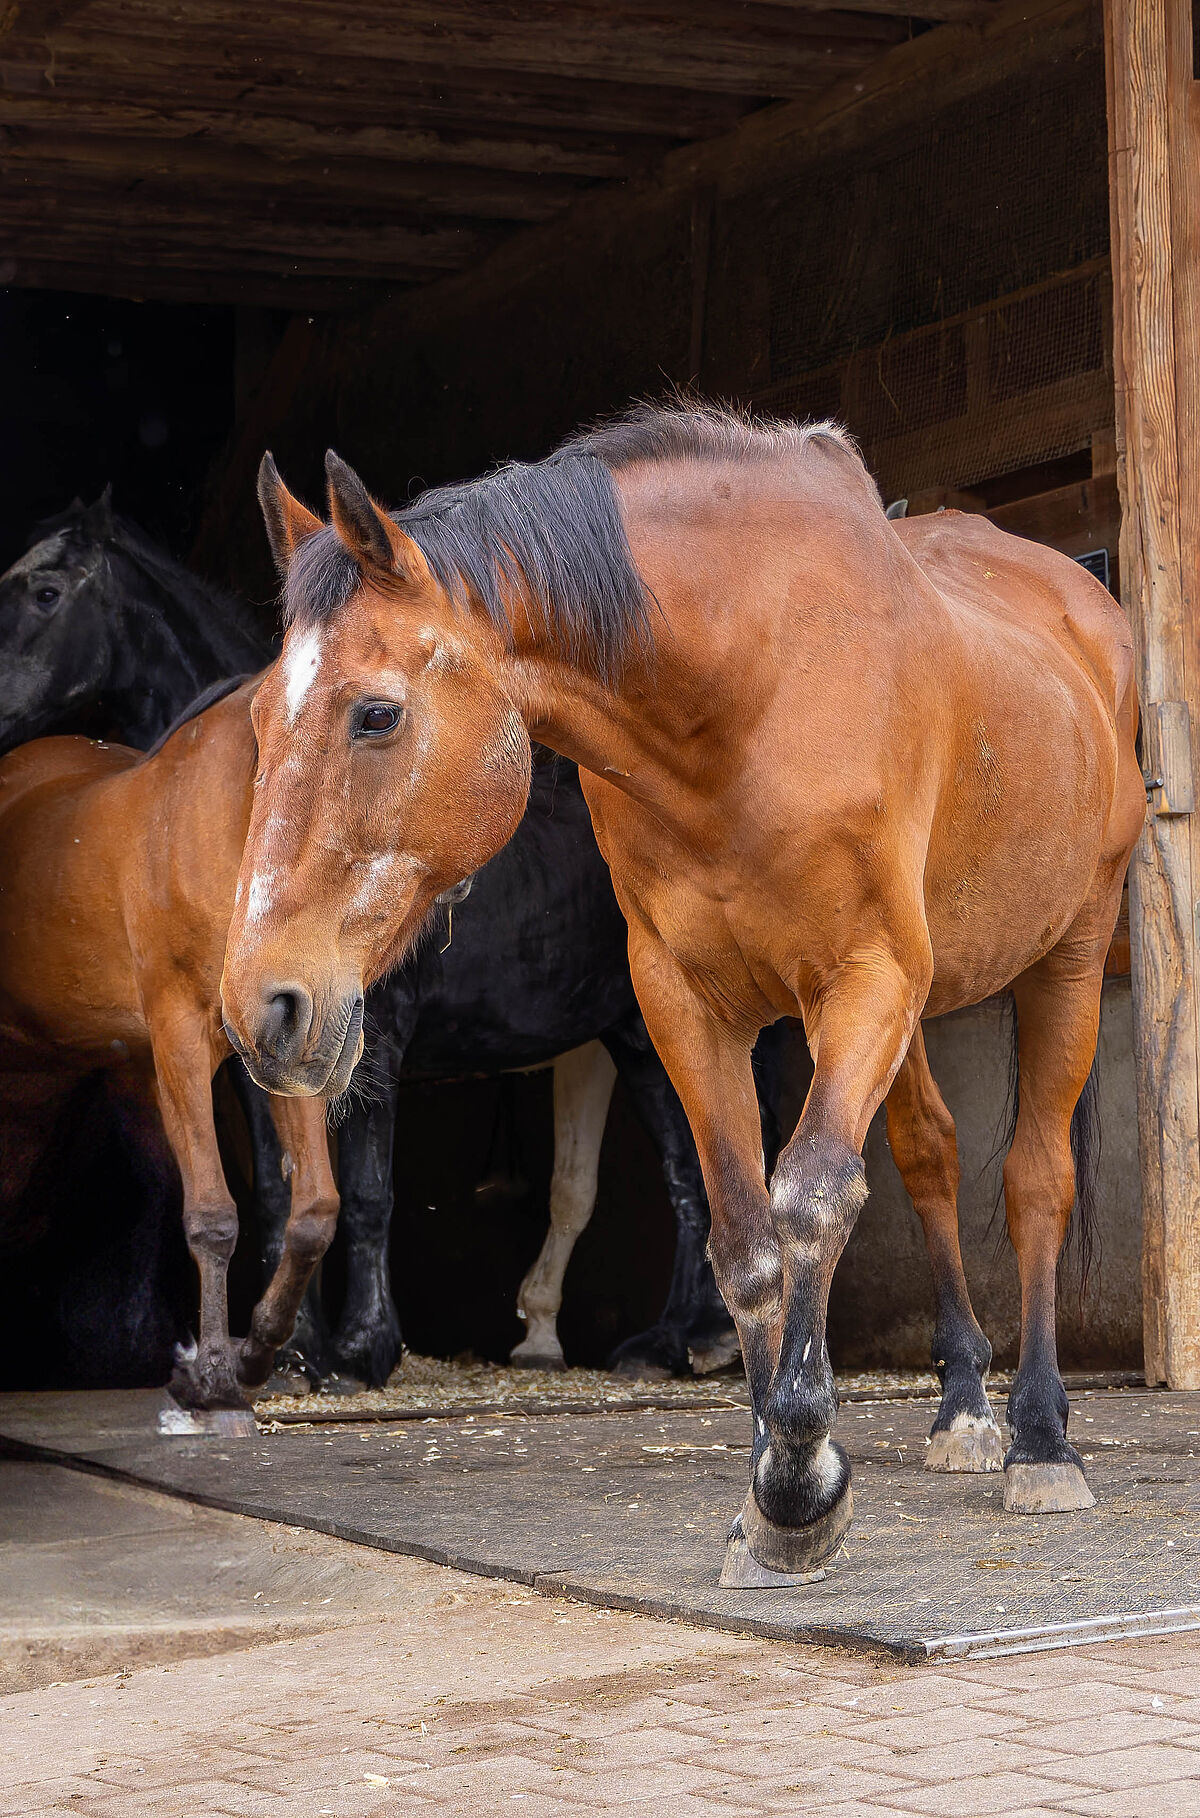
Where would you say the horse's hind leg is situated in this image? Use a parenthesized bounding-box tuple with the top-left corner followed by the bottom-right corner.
(601, 1011, 733, 1379)
(885, 1028, 1001, 1472)
(511, 1043, 615, 1370)
(238, 1095, 338, 1392)
(1001, 954, 1104, 1514)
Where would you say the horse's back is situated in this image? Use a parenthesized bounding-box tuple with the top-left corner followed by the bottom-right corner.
(0, 734, 136, 812)
(895, 510, 1135, 721)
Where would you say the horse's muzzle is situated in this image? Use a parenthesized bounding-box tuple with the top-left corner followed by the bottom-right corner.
(225, 986, 364, 1098)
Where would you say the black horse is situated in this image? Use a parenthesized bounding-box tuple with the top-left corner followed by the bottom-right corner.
(312, 749, 784, 1386)
(0, 497, 767, 1381)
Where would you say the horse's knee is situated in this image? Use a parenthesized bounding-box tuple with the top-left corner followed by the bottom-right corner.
(769, 1138, 867, 1263)
(183, 1198, 238, 1262)
(708, 1225, 782, 1321)
(289, 1200, 338, 1270)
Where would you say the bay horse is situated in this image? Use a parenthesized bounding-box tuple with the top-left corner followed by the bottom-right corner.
(224, 405, 1142, 1584)
(0, 680, 337, 1411)
(0, 500, 749, 1384)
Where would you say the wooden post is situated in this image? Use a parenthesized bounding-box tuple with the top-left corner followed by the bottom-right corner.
(1106, 0, 1200, 1386)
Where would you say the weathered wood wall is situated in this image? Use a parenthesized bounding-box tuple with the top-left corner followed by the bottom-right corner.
(1106, 0, 1200, 1388)
(196, 0, 1107, 597)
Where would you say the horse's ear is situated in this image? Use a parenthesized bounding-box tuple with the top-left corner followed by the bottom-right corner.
(258, 452, 322, 576)
(82, 485, 114, 537)
(324, 450, 428, 583)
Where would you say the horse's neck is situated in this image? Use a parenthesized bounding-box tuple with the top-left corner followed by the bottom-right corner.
(104, 540, 268, 743)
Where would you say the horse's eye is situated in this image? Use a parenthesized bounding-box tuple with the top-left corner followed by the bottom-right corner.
(355, 702, 403, 738)
(34, 586, 60, 609)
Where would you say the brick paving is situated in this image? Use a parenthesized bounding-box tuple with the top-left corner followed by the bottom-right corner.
(5, 1518, 1200, 1818)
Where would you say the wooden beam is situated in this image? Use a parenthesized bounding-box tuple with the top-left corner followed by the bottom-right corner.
(0, 256, 386, 310)
(0, 126, 594, 220)
(0, 95, 673, 179)
(0, 194, 498, 273)
(0, 62, 757, 143)
(31, 3, 914, 96)
(1105, 0, 1200, 1387)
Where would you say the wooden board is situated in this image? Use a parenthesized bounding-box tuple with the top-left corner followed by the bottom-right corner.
(0, 0, 980, 308)
(1105, 0, 1200, 1388)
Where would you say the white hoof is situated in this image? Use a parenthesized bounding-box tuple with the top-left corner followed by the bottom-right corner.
(925, 1419, 1004, 1473)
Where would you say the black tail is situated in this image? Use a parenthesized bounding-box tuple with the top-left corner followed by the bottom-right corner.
(989, 991, 1100, 1293)
(1068, 1048, 1101, 1293)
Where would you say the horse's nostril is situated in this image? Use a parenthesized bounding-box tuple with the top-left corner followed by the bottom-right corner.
(259, 983, 313, 1059)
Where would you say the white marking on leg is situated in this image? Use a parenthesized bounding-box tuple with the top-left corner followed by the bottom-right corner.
(284, 627, 323, 723)
(802, 1337, 812, 1364)
(948, 1410, 1000, 1435)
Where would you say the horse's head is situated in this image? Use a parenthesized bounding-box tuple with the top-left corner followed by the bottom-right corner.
(220, 451, 532, 1097)
(0, 491, 115, 752)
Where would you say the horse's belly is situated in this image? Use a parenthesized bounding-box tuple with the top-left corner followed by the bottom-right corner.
(923, 817, 1110, 1012)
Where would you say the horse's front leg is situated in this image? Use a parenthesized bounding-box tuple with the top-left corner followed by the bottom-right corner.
(238, 1095, 339, 1392)
(751, 954, 927, 1576)
(148, 1007, 246, 1411)
(884, 1027, 1002, 1471)
(330, 1052, 403, 1386)
(510, 1042, 616, 1370)
(227, 1057, 331, 1383)
(622, 930, 787, 1576)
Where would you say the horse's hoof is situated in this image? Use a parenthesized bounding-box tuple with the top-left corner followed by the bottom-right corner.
(319, 1372, 367, 1397)
(609, 1357, 672, 1382)
(262, 1369, 311, 1399)
(159, 1400, 257, 1438)
(926, 1417, 1004, 1473)
(509, 1340, 566, 1371)
(719, 1528, 827, 1588)
(730, 1481, 854, 1578)
(1003, 1461, 1095, 1513)
(689, 1331, 742, 1375)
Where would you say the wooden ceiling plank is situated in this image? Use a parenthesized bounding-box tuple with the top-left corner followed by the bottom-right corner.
(0, 59, 762, 141)
(42, 5, 913, 97)
(0, 127, 596, 219)
(0, 95, 676, 178)
(0, 255, 388, 309)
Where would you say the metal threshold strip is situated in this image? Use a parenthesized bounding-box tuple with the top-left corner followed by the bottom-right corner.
(926, 1604, 1200, 1660)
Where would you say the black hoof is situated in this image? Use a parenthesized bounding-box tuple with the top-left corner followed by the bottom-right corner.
(606, 1326, 689, 1379)
(1003, 1460, 1095, 1513)
(718, 1529, 827, 1588)
(726, 1477, 854, 1578)
(167, 1341, 250, 1413)
(329, 1321, 401, 1390)
(689, 1326, 742, 1376)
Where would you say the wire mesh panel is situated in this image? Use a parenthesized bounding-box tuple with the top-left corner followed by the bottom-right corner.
(732, 35, 1112, 497)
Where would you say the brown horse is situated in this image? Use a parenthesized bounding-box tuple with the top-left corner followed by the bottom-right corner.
(221, 407, 1143, 1583)
(0, 680, 337, 1413)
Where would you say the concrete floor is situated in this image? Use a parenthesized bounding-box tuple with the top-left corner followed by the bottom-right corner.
(4, 1458, 1200, 1817)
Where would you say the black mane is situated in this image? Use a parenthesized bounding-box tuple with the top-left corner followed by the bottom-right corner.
(284, 403, 854, 679)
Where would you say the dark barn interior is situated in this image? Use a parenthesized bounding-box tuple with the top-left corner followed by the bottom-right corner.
(0, 0, 1140, 1387)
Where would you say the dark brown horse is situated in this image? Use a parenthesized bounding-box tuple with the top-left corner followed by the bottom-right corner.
(221, 407, 1142, 1583)
(0, 682, 337, 1413)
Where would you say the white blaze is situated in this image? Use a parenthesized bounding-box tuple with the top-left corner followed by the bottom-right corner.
(246, 870, 277, 924)
(284, 627, 323, 723)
